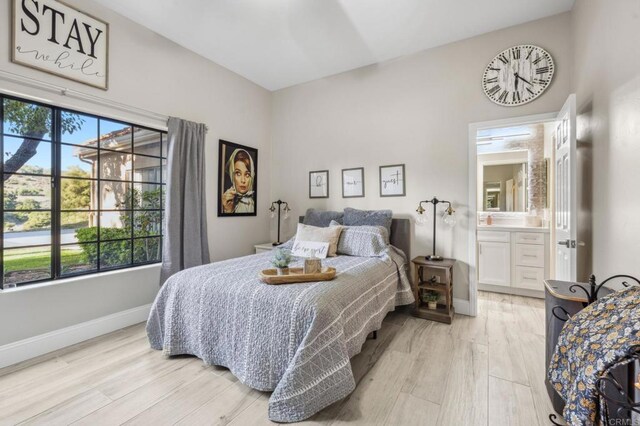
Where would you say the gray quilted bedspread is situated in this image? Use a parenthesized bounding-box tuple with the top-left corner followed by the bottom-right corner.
(146, 247, 414, 422)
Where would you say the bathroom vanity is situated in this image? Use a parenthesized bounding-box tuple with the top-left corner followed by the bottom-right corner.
(477, 225, 550, 297)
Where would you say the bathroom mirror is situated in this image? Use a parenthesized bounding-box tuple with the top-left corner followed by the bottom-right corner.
(476, 123, 552, 219)
(482, 163, 528, 212)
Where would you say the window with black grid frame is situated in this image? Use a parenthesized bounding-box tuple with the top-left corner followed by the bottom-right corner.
(0, 95, 166, 289)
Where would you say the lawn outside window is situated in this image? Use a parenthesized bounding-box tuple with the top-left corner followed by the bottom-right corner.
(0, 95, 167, 289)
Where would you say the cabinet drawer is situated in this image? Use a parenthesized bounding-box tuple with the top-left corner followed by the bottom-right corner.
(477, 231, 510, 243)
(514, 266, 544, 290)
(515, 232, 545, 245)
(515, 244, 545, 267)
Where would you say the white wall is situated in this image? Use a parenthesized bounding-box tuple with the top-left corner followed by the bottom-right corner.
(0, 0, 271, 346)
(271, 13, 573, 301)
(571, 0, 640, 281)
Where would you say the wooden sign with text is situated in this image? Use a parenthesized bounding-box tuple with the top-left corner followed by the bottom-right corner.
(12, 0, 109, 90)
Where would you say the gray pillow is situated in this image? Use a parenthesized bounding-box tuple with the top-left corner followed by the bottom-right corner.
(343, 208, 392, 235)
(330, 220, 389, 257)
(303, 208, 344, 227)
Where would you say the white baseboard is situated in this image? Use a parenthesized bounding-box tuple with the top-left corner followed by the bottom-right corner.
(478, 283, 545, 299)
(0, 304, 151, 369)
(453, 298, 471, 316)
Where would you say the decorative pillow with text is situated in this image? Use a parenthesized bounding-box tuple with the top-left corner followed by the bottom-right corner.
(293, 223, 343, 257)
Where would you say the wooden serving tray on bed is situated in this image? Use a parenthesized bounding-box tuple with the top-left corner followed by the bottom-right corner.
(259, 267, 336, 285)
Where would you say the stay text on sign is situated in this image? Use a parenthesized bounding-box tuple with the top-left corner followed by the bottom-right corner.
(12, 0, 109, 90)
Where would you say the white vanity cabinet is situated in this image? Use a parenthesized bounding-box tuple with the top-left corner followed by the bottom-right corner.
(477, 232, 511, 287)
(477, 228, 549, 295)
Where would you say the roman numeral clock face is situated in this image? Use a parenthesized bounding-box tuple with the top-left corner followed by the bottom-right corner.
(482, 45, 554, 106)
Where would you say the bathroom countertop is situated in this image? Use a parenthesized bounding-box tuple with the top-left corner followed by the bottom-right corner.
(477, 225, 550, 233)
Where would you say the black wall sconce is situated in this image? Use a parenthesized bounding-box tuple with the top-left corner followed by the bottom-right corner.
(269, 199, 291, 246)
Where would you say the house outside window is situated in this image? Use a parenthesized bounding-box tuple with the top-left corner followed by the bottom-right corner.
(1, 95, 167, 288)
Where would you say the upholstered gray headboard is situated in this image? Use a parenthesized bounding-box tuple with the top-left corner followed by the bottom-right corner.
(389, 218, 411, 262)
(297, 216, 411, 261)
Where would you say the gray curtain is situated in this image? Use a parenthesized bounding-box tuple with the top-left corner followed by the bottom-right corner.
(160, 117, 210, 284)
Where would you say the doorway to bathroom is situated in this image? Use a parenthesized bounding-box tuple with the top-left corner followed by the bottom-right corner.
(467, 111, 558, 316)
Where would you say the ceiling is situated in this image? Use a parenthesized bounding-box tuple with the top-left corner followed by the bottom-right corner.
(94, 0, 575, 91)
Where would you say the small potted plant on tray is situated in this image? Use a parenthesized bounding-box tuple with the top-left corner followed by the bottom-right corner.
(272, 248, 292, 275)
(422, 291, 439, 310)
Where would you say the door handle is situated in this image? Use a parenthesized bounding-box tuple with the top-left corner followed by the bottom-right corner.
(557, 239, 570, 248)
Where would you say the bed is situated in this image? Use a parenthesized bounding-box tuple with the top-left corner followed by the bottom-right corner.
(146, 218, 413, 422)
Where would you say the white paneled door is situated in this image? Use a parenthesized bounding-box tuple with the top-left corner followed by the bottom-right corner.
(554, 94, 577, 281)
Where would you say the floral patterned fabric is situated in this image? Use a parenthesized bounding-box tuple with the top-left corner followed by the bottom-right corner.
(548, 286, 640, 425)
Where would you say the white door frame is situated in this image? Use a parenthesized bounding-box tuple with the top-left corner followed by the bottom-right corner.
(467, 112, 557, 317)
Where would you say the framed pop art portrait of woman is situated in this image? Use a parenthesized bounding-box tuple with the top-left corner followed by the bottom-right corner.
(218, 140, 258, 217)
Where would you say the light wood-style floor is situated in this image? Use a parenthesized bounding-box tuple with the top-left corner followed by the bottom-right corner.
(0, 291, 562, 425)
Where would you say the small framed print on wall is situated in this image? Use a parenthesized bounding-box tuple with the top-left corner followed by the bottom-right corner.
(379, 164, 406, 197)
(309, 170, 329, 198)
(342, 167, 364, 198)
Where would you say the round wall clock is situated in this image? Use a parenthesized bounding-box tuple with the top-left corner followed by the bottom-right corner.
(482, 45, 554, 106)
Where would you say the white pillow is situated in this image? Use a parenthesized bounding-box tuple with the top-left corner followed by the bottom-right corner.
(293, 223, 343, 257)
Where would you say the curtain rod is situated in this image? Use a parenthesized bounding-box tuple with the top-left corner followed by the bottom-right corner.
(0, 69, 170, 125)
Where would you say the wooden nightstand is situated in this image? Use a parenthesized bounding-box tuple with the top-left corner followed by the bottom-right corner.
(411, 257, 456, 324)
(254, 243, 277, 254)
